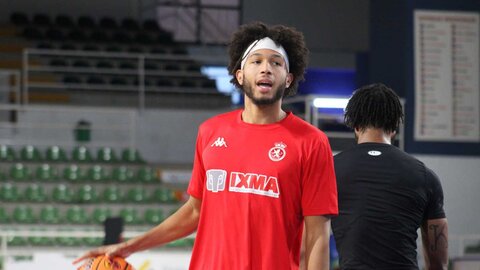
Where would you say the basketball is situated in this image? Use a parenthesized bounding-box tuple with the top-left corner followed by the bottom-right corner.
(78, 255, 134, 270)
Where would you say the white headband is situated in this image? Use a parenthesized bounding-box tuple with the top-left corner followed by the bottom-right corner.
(240, 37, 290, 72)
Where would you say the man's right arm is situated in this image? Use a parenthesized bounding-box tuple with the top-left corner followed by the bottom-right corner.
(73, 196, 202, 264)
(421, 218, 448, 270)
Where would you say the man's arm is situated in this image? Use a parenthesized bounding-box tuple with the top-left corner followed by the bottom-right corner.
(421, 218, 448, 270)
(73, 196, 201, 264)
(304, 215, 331, 270)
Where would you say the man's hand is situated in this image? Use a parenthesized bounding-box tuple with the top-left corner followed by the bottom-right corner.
(72, 241, 131, 265)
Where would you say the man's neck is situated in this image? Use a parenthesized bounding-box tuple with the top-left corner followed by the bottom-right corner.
(356, 128, 393, 144)
(242, 100, 286, 124)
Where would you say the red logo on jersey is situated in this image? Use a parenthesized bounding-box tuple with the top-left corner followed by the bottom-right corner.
(229, 172, 279, 198)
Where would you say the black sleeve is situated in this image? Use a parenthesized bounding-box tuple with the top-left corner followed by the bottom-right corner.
(424, 167, 446, 220)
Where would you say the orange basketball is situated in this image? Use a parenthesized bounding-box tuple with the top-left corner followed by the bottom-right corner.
(78, 255, 134, 270)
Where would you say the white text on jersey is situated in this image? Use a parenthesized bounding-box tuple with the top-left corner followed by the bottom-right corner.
(229, 172, 279, 198)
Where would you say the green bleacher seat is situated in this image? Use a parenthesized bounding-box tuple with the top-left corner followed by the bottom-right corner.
(9, 163, 32, 181)
(86, 165, 109, 182)
(55, 236, 80, 246)
(20, 145, 42, 161)
(144, 208, 164, 225)
(0, 145, 15, 161)
(77, 184, 98, 203)
(0, 207, 10, 223)
(0, 183, 21, 202)
(81, 237, 103, 247)
(45, 146, 68, 162)
(66, 206, 89, 224)
(63, 164, 84, 182)
(111, 166, 134, 182)
(102, 186, 123, 203)
(13, 206, 36, 223)
(40, 206, 62, 224)
(119, 208, 142, 225)
(121, 148, 144, 163)
(97, 147, 118, 163)
(136, 166, 158, 183)
(151, 187, 175, 203)
(24, 184, 47, 202)
(83, 236, 103, 247)
(36, 163, 59, 181)
(166, 238, 192, 248)
(72, 146, 93, 162)
(28, 235, 55, 246)
(127, 187, 148, 203)
(52, 184, 74, 203)
(92, 208, 113, 224)
(8, 236, 28, 246)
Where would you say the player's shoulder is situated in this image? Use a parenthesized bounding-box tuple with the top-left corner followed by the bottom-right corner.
(288, 113, 328, 138)
(199, 109, 240, 130)
(334, 143, 410, 161)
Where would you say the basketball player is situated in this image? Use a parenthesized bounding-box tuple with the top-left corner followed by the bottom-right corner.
(74, 21, 338, 269)
(331, 83, 448, 269)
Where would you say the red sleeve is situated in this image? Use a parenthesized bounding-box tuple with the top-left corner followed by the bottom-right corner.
(187, 128, 206, 200)
(301, 132, 338, 216)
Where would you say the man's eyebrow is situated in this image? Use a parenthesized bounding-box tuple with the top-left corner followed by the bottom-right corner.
(248, 52, 283, 59)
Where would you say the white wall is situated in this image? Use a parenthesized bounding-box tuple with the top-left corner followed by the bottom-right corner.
(136, 108, 225, 164)
(0, 105, 226, 164)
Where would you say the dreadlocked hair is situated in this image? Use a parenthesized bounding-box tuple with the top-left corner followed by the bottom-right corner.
(344, 83, 404, 133)
(227, 21, 309, 97)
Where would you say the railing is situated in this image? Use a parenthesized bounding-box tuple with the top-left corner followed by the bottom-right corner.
(22, 49, 222, 111)
(0, 229, 194, 269)
(0, 70, 21, 107)
(283, 94, 405, 150)
(0, 104, 137, 150)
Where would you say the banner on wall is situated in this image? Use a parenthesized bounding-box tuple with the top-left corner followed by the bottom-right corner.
(414, 10, 479, 142)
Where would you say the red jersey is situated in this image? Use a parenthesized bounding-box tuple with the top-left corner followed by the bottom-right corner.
(187, 109, 338, 270)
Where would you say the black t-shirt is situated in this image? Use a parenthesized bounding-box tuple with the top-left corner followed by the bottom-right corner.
(332, 143, 445, 270)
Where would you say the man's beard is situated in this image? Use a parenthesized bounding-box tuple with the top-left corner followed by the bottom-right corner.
(243, 80, 286, 106)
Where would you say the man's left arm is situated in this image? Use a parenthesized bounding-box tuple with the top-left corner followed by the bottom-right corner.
(304, 215, 331, 270)
(421, 218, 448, 270)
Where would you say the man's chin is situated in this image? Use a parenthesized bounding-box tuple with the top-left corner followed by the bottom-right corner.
(251, 97, 278, 106)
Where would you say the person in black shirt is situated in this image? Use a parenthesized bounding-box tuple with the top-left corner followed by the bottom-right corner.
(332, 83, 448, 270)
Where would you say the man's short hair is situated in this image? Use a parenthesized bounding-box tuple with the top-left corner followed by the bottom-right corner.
(344, 83, 404, 133)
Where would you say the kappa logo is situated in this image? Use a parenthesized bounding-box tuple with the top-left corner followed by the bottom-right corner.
(268, 142, 287, 162)
(211, 137, 227, 147)
(206, 169, 227, 192)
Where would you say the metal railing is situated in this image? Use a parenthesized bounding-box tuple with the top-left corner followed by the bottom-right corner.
(0, 104, 137, 150)
(22, 48, 220, 111)
(283, 94, 405, 150)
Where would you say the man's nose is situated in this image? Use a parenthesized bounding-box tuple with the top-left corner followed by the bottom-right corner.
(260, 61, 272, 73)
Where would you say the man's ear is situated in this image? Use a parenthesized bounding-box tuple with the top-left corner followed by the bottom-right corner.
(286, 73, 293, 88)
(236, 69, 244, 85)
